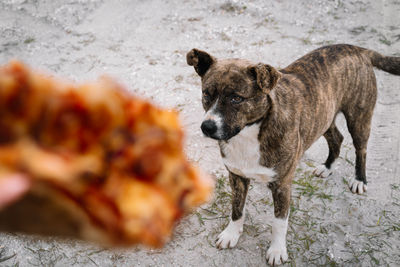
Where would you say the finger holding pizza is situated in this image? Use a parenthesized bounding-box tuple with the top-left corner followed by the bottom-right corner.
(0, 173, 31, 210)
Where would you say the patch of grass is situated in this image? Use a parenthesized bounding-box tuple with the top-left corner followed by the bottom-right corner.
(219, 2, 247, 14)
(299, 234, 315, 250)
(286, 163, 399, 266)
(25, 245, 65, 267)
(379, 35, 392, 46)
(301, 37, 312, 45)
(0, 247, 16, 264)
(243, 224, 264, 237)
(87, 256, 99, 266)
(264, 16, 276, 24)
(349, 26, 366, 35)
(339, 150, 354, 166)
(257, 196, 272, 206)
(24, 37, 35, 44)
(390, 183, 400, 190)
(194, 175, 231, 226)
(293, 171, 322, 199)
(110, 252, 126, 264)
(391, 223, 400, 232)
(287, 167, 353, 265)
(304, 161, 315, 168)
(210, 176, 232, 212)
(316, 192, 334, 201)
(342, 214, 398, 265)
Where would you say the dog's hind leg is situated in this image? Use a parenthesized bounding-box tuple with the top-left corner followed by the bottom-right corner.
(216, 172, 249, 249)
(344, 113, 373, 194)
(313, 122, 344, 178)
(343, 100, 376, 194)
(343, 69, 376, 194)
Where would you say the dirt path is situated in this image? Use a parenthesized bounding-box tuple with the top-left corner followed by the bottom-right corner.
(1, 0, 399, 266)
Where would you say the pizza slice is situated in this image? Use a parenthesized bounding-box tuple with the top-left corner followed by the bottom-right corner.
(0, 61, 213, 247)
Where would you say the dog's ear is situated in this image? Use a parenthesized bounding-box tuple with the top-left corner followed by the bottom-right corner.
(186, 49, 215, 77)
(248, 63, 281, 93)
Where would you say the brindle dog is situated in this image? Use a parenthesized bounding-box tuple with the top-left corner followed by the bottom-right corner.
(187, 44, 400, 266)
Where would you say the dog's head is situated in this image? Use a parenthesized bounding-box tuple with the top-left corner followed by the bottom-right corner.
(187, 48, 281, 141)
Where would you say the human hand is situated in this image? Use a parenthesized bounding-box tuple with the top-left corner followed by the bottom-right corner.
(0, 173, 31, 210)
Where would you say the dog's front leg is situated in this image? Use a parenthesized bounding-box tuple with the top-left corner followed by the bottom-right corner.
(216, 172, 249, 249)
(266, 181, 291, 266)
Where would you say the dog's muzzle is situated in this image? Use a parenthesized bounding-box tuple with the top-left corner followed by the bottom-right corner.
(201, 120, 218, 137)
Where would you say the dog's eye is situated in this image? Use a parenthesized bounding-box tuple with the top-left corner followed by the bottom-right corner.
(202, 91, 211, 101)
(231, 95, 244, 104)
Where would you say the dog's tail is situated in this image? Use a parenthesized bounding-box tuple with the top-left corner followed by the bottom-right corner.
(366, 50, 400, 75)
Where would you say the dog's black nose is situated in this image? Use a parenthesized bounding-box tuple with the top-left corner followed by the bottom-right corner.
(201, 120, 217, 137)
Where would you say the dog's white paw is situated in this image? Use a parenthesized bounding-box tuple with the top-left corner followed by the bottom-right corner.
(348, 177, 367, 194)
(216, 218, 243, 249)
(266, 244, 288, 266)
(313, 164, 332, 178)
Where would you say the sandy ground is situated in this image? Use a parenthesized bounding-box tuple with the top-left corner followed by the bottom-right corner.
(1, 0, 400, 266)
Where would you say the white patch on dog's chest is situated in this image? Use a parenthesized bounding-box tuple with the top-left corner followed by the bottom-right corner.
(221, 123, 276, 182)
